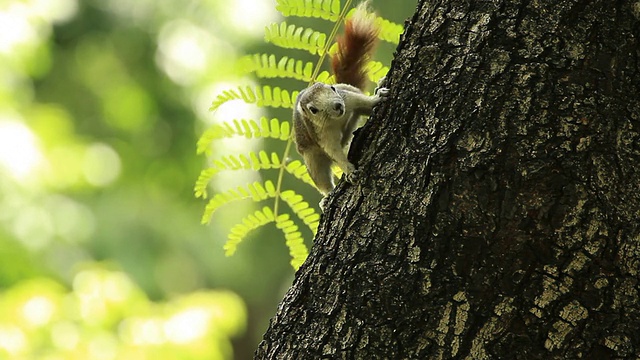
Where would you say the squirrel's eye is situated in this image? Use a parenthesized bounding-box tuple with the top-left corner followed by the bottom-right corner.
(330, 86, 336, 92)
(308, 105, 318, 114)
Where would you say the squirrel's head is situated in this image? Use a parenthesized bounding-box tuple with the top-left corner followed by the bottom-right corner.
(297, 83, 345, 121)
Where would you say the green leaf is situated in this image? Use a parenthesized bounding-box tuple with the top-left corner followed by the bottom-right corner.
(285, 160, 315, 186)
(196, 117, 292, 155)
(366, 61, 390, 84)
(275, 0, 341, 20)
(375, 16, 404, 44)
(264, 21, 328, 55)
(201, 180, 277, 223)
(275, 212, 309, 270)
(194, 168, 218, 199)
(210, 86, 298, 112)
(224, 207, 275, 256)
(280, 189, 320, 235)
(240, 53, 317, 82)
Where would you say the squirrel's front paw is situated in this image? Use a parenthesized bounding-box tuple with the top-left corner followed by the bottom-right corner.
(319, 196, 328, 211)
(343, 168, 360, 184)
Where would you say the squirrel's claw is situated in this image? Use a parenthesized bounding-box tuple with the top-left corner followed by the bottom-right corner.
(319, 196, 328, 211)
(376, 87, 390, 97)
(343, 168, 360, 184)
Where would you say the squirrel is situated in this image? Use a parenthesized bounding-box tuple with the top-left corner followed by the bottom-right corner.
(293, 1, 389, 208)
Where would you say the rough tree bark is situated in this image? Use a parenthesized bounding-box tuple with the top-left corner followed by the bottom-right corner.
(256, 0, 640, 358)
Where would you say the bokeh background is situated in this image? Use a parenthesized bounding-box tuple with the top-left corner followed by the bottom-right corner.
(0, 0, 414, 358)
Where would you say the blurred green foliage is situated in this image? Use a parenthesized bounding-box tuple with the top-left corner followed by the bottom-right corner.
(0, 0, 414, 358)
(0, 266, 246, 359)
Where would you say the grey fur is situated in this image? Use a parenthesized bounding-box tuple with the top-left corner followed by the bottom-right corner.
(293, 82, 389, 204)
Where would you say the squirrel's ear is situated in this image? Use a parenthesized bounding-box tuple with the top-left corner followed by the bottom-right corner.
(296, 101, 305, 115)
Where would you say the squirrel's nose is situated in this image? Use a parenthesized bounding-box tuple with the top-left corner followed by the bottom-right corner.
(334, 102, 344, 114)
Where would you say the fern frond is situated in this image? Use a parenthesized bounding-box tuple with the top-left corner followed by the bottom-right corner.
(280, 190, 320, 235)
(316, 71, 334, 83)
(375, 17, 404, 44)
(197, 117, 291, 155)
(210, 86, 298, 112)
(224, 209, 309, 270)
(194, 168, 217, 199)
(240, 53, 315, 81)
(224, 207, 275, 256)
(366, 61, 389, 84)
(195, 151, 285, 198)
(201, 180, 278, 224)
(239, 53, 332, 83)
(284, 160, 315, 186)
(275, 0, 341, 21)
(264, 22, 328, 55)
(275, 213, 309, 270)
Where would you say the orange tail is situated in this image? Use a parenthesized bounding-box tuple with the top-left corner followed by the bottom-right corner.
(331, 2, 380, 90)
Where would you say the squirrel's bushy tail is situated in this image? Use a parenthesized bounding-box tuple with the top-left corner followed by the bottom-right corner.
(331, 1, 379, 91)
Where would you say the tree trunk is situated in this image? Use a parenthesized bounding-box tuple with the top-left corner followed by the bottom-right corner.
(256, 0, 640, 358)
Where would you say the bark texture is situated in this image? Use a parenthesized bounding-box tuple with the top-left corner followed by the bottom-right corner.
(256, 0, 640, 358)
